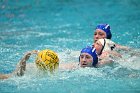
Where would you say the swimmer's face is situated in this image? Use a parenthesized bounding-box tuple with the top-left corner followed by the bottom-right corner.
(92, 40, 103, 55)
(80, 53, 93, 67)
(94, 29, 106, 42)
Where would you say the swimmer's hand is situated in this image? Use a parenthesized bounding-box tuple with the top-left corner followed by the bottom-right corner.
(24, 50, 38, 60)
(30, 50, 38, 54)
(16, 50, 38, 76)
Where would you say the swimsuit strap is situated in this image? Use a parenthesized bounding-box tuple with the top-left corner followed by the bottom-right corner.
(100, 39, 106, 55)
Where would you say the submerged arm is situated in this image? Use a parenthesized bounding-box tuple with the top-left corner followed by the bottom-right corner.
(115, 44, 130, 51)
(97, 57, 113, 67)
(97, 51, 122, 67)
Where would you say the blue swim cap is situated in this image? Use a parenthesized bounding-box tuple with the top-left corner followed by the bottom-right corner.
(96, 24, 112, 39)
(80, 46, 98, 67)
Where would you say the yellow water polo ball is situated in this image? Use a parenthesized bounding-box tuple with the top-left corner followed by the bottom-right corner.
(35, 49, 59, 72)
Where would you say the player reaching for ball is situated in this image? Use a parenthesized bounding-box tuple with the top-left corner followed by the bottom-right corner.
(0, 49, 59, 79)
(0, 47, 99, 79)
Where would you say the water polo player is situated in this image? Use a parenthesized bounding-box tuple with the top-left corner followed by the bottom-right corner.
(79, 46, 98, 67)
(94, 24, 112, 43)
(93, 24, 129, 50)
(92, 38, 122, 67)
(93, 38, 116, 55)
(58, 46, 99, 69)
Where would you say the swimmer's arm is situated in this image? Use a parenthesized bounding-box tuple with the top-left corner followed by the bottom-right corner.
(0, 51, 32, 79)
(13, 50, 38, 76)
(59, 63, 78, 70)
(97, 58, 113, 67)
(115, 44, 130, 51)
(108, 51, 122, 58)
(0, 74, 11, 79)
(0, 50, 38, 79)
(97, 51, 122, 67)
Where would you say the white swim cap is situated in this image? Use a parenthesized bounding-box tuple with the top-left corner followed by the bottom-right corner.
(98, 38, 116, 52)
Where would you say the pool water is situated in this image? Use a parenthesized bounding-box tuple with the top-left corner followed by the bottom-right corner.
(0, 0, 140, 93)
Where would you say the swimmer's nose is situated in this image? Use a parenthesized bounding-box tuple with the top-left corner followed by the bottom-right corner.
(94, 34, 99, 39)
(81, 57, 86, 62)
(83, 58, 86, 62)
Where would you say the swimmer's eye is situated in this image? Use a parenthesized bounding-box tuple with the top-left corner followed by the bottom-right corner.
(98, 32, 104, 36)
(86, 55, 92, 59)
(86, 56, 90, 59)
(80, 55, 84, 59)
(94, 33, 97, 35)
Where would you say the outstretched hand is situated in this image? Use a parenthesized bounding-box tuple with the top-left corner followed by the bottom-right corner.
(24, 50, 38, 60)
(16, 50, 38, 76)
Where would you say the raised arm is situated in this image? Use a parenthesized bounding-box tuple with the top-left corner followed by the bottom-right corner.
(14, 50, 38, 76)
(0, 50, 38, 79)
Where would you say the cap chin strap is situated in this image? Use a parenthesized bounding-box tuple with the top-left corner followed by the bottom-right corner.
(99, 39, 106, 55)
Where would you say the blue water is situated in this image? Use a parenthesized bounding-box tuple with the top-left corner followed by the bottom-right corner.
(0, 0, 140, 93)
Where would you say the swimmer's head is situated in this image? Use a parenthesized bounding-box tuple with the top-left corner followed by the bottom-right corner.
(35, 49, 59, 72)
(95, 24, 112, 39)
(79, 46, 98, 67)
(94, 39, 116, 55)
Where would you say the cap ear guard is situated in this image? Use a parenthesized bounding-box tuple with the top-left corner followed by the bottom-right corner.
(91, 48, 98, 67)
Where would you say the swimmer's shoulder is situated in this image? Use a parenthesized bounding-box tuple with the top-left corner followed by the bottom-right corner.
(59, 62, 78, 70)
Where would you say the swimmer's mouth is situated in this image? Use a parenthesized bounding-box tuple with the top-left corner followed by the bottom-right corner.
(81, 63, 87, 67)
